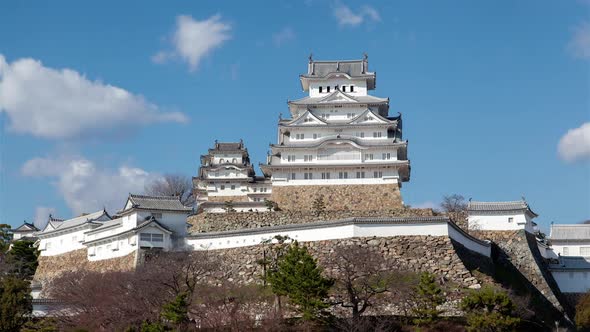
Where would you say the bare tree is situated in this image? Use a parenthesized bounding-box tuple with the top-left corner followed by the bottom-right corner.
(440, 194, 467, 213)
(326, 245, 417, 329)
(46, 251, 218, 331)
(145, 174, 194, 206)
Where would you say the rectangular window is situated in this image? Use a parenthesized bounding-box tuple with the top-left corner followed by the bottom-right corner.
(220, 185, 225, 190)
(319, 86, 323, 93)
(304, 172, 313, 180)
(373, 171, 383, 178)
(327, 86, 330, 93)
(291, 173, 296, 180)
(287, 155, 296, 162)
(365, 153, 373, 161)
(151, 212, 162, 219)
(231, 185, 236, 190)
(563, 247, 570, 256)
(356, 171, 365, 178)
(508, 217, 514, 223)
(373, 132, 382, 138)
(360, 132, 364, 138)
(152, 234, 164, 242)
(321, 172, 330, 179)
(296, 133, 305, 140)
(214, 171, 219, 177)
(140, 233, 151, 241)
(253, 187, 257, 192)
(304, 155, 313, 162)
(382, 153, 391, 160)
(581, 247, 590, 256)
(313, 133, 318, 139)
(342, 86, 346, 92)
(350, 85, 354, 92)
(339, 172, 348, 179)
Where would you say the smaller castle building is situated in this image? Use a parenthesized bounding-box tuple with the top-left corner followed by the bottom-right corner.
(195, 140, 271, 212)
(467, 200, 538, 233)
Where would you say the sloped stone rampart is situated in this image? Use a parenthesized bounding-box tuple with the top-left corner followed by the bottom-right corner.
(188, 208, 436, 233)
(34, 249, 136, 284)
(270, 184, 402, 211)
(471, 230, 572, 321)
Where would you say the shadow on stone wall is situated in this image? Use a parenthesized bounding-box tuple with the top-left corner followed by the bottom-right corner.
(467, 231, 574, 329)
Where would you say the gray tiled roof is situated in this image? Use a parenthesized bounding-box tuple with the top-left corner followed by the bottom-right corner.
(467, 200, 538, 217)
(289, 93, 388, 105)
(13, 222, 39, 232)
(550, 224, 590, 241)
(549, 256, 590, 271)
(38, 210, 110, 235)
(304, 60, 373, 78)
(127, 194, 192, 212)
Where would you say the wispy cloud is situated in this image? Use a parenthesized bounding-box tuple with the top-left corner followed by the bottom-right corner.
(153, 14, 231, 71)
(272, 27, 296, 47)
(411, 201, 440, 210)
(333, 3, 381, 27)
(22, 156, 162, 215)
(558, 122, 590, 162)
(0, 55, 187, 140)
(33, 206, 56, 230)
(567, 21, 590, 59)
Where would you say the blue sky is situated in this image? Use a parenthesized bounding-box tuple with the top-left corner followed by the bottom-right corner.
(0, 0, 588, 233)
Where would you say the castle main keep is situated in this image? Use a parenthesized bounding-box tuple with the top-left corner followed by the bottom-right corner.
(196, 55, 410, 211)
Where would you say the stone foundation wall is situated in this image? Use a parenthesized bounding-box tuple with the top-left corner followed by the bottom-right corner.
(206, 236, 486, 315)
(188, 208, 436, 233)
(207, 195, 250, 203)
(270, 184, 402, 211)
(34, 249, 136, 284)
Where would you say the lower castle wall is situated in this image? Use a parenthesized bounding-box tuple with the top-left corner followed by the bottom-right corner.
(270, 184, 402, 211)
(34, 249, 136, 285)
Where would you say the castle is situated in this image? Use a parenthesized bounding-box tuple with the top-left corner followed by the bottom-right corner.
(28, 56, 585, 325)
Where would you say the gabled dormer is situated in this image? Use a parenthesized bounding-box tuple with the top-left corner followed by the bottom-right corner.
(348, 109, 393, 125)
(282, 110, 327, 127)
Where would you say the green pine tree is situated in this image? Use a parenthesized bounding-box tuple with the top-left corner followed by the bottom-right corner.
(412, 272, 445, 325)
(0, 224, 12, 253)
(0, 276, 32, 332)
(460, 286, 520, 332)
(266, 241, 334, 321)
(6, 240, 39, 279)
(161, 292, 189, 328)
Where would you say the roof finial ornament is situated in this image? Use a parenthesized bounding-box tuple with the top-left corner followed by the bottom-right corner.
(279, 112, 283, 121)
(521, 195, 526, 202)
(363, 52, 368, 60)
(469, 197, 472, 202)
(308, 53, 313, 62)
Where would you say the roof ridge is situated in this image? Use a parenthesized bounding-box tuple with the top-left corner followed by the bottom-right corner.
(130, 194, 182, 200)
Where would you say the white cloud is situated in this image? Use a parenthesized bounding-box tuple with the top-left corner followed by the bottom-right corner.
(568, 21, 590, 59)
(154, 14, 231, 71)
(412, 201, 439, 210)
(22, 156, 162, 216)
(33, 206, 56, 230)
(0, 55, 187, 140)
(272, 27, 296, 47)
(558, 122, 590, 162)
(333, 3, 381, 27)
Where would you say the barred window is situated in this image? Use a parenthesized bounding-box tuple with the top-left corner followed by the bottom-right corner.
(581, 247, 590, 256)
